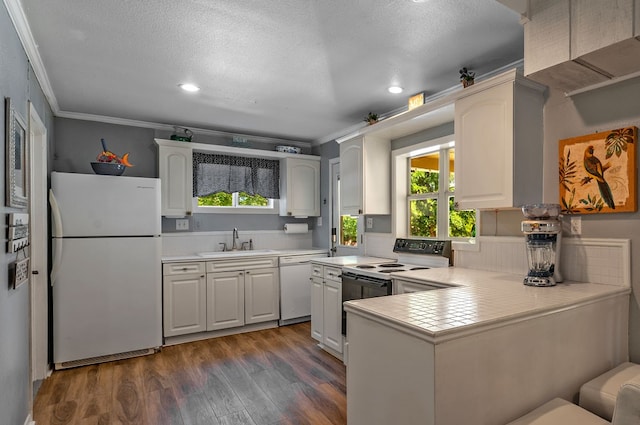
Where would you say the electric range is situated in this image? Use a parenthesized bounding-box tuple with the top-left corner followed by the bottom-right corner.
(340, 238, 452, 335)
(341, 238, 452, 279)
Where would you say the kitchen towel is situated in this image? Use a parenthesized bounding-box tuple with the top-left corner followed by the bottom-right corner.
(284, 223, 308, 234)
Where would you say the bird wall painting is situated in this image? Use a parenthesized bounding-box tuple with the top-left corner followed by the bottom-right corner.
(559, 127, 637, 214)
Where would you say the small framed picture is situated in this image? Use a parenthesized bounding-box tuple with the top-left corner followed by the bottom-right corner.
(5, 98, 28, 209)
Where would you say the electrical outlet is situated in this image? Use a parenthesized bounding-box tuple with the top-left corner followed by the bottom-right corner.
(570, 216, 581, 235)
(366, 217, 373, 229)
(176, 219, 189, 230)
(317, 217, 322, 227)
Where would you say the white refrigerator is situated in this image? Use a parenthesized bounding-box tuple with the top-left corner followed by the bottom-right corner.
(50, 171, 162, 369)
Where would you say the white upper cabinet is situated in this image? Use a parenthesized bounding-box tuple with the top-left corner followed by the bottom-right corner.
(279, 157, 320, 217)
(158, 143, 193, 217)
(524, 0, 640, 93)
(454, 69, 545, 210)
(339, 135, 390, 215)
(156, 138, 319, 217)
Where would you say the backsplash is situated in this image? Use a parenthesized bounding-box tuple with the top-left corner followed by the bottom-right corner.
(456, 236, 630, 288)
(162, 230, 313, 256)
(331, 233, 630, 288)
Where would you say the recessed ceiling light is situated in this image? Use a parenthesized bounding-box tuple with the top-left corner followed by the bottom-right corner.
(411, 0, 428, 3)
(388, 86, 404, 94)
(179, 83, 200, 92)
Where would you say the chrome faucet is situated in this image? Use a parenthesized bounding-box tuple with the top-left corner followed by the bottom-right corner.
(232, 227, 239, 250)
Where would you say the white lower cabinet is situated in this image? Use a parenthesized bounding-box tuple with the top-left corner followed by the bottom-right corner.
(163, 258, 279, 338)
(244, 267, 280, 324)
(163, 269, 206, 337)
(310, 263, 343, 355)
(206, 271, 245, 331)
(207, 266, 279, 331)
(311, 275, 324, 341)
(394, 279, 429, 295)
(322, 278, 342, 352)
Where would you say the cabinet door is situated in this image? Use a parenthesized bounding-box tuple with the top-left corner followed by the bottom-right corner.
(394, 280, 434, 295)
(206, 271, 245, 331)
(163, 273, 206, 337)
(158, 145, 192, 216)
(323, 279, 343, 353)
(455, 81, 514, 209)
(245, 267, 280, 324)
(281, 158, 320, 217)
(340, 138, 364, 215)
(311, 277, 324, 342)
(571, 0, 634, 59)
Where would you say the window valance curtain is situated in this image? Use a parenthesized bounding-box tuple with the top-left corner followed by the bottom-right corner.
(193, 152, 280, 199)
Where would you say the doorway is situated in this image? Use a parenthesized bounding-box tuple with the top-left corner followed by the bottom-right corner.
(29, 102, 49, 392)
(329, 159, 364, 256)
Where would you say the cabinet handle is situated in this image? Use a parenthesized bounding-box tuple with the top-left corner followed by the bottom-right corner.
(182, 267, 188, 271)
(246, 271, 250, 274)
(288, 212, 292, 215)
(358, 209, 362, 214)
(200, 275, 205, 278)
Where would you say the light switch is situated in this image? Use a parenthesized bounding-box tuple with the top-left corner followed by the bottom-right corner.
(176, 219, 189, 230)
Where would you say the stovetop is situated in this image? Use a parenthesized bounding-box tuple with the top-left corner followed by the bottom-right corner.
(341, 238, 452, 280)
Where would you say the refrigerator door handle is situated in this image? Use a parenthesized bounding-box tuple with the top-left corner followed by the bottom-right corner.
(49, 189, 63, 285)
(49, 189, 63, 237)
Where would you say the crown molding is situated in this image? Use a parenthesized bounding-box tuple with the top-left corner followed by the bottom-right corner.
(4, 0, 60, 112)
(57, 111, 311, 147)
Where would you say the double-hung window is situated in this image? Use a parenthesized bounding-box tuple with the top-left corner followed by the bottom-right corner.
(192, 152, 279, 214)
(408, 144, 476, 239)
(393, 135, 476, 245)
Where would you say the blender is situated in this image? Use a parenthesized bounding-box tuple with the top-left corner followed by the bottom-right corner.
(521, 204, 563, 286)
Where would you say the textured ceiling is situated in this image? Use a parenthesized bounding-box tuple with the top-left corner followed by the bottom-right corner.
(19, 0, 524, 143)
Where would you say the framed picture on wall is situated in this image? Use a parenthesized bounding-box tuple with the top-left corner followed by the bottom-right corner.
(5, 97, 28, 209)
(559, 127, 637, 214)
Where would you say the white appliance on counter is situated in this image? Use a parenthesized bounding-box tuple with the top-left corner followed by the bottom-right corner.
(279, 252, 328, 325)
(50, 171, 162, 369)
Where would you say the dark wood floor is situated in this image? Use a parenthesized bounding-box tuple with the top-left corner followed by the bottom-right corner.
(33, 322, 346, 425)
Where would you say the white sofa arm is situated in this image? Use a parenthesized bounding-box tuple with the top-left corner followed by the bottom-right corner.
(612, 375, 640, 425)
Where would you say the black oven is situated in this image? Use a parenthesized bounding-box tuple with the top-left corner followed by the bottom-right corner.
(341, 271, 392, 335)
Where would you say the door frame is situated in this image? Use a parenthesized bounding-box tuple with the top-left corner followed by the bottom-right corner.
(329, 158, 363, 256)
(28, 102, 49, 389)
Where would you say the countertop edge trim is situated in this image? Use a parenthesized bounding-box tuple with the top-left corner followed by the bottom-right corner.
(344, 289, 630, 345)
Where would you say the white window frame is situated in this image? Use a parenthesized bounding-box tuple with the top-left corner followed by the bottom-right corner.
(392, 135, 478, 251)
(407, 146, 453, 239)
(192, 194, 279, 214)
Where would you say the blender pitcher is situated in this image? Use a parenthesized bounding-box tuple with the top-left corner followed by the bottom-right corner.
(521, 204, 563, 287)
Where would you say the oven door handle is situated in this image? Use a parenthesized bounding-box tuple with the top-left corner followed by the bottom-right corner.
(342, 272, 389, 288)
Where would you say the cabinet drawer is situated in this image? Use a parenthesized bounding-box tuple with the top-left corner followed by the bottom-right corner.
(206, 256, 278, 272)
(163, 262, 205, 276)
(324, 266, 342, 282)
(312, 264, 323, 278)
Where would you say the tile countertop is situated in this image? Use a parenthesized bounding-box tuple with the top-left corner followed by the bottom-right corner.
(162, 248, 329, 263)
(344, 267, 630, 344)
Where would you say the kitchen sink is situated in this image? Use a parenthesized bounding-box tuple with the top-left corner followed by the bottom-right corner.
(197, 249, 278, 258)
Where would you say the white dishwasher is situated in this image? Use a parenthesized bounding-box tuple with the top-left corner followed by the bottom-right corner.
(279, 252, 328, 326)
